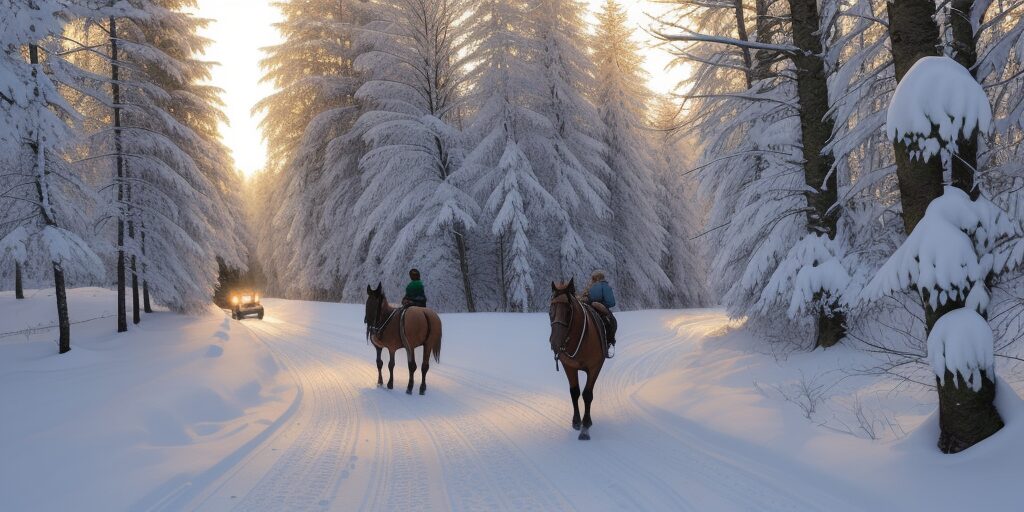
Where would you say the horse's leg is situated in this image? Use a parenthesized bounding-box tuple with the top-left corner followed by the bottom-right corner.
(419, 344, 429, 395)
(387, 349, 396, 390)
(405, 345, 418, 395)
(375, 346, 384, 387)
(566, 368, 582, 431)
(579, 366, 601, 441)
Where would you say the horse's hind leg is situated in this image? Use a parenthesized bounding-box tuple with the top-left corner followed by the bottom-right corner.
(376, 346, 384, 387)
(419, 345, 429, 395)
(579, 367, 601, 441)
(567, 369, 582, 431)
(387, 349, 396, 390)
(406, 347, 418, 395)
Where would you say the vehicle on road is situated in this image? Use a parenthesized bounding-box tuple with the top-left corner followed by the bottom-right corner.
(230, 291, 264, 320)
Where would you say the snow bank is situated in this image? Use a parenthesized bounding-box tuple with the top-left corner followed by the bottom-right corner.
(0, 288, 297, 511)
(886, 55, 991, 163)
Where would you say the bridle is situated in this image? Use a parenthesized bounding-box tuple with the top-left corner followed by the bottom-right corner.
(366, 294, 398, 342)
(550, 290, 588, 365)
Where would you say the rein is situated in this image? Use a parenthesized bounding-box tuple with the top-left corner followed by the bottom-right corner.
(367, 298, 398, 345)
(551, 294, 588, 370)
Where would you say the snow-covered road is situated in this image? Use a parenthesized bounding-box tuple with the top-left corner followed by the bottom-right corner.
(170, 300, 861, 512)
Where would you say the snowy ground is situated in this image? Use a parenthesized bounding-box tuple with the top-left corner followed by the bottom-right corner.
(2, 289, 1022, 511)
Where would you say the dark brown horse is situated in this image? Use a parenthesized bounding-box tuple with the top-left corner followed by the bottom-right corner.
(365, 283, 443, 395)
(549, 279, 607, 440)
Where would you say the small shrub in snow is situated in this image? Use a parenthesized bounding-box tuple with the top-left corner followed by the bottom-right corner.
(886, 56, 992, 165)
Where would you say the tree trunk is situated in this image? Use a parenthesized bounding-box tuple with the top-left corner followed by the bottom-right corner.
(887, 0, 1002, 452)
(787, 0, 847, 347)
(15, 262, 24, 299)
(111, 17, 128, 333)
(454, 229, 476, 312)
(950, 0, 981, 198)
(142, 223, 152, 313)
(128, 179, 139, 324)
(54, 263, 70, 354)
(29, 44, 70, 354)
(732, 0, 754, 88)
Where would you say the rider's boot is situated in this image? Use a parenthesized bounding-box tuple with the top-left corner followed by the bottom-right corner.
(605, 316, 617, 357)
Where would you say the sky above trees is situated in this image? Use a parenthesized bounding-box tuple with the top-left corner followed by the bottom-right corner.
(192, 0, 680, 177)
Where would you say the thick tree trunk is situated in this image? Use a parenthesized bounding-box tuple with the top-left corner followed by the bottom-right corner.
(950, 0, 981, 198)
(15, 262, 24, 299)
(887, 0, 1002, 452)
(787, 0, 847, 347)
(54, 263, 70, 354)
(111, 17, 128, 333)
(732, 0, 754, 88)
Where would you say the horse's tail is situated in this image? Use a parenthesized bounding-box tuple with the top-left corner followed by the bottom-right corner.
(428, 310, 442, 364)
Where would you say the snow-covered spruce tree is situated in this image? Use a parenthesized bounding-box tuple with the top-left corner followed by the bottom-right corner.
(531, 0, 612, 288)
(0, 1, 104, 353)
(592, 0, 671, 308)
(255, 0, 369, 300)
(67, 1, 243, 314)
(345, 0, 480, 312)
(865, 52, 1010, 452)
(649, 98, 710, 307)
(459, 0, 556, 311)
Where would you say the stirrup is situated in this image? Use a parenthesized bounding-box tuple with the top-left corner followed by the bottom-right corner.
(606, 344, 615, 359)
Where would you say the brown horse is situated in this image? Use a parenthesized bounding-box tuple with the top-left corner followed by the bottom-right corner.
(364, 283, 443, 395)
(549, 279, 607, 440)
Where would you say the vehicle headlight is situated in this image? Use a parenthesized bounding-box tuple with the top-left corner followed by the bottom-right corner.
(231, 296, 239, 305)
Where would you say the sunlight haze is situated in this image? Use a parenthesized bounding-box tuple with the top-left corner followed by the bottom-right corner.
(194, 0, 681, 177)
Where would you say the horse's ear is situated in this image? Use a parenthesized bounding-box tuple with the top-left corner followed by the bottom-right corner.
(568, 278, 576, 294)
(367, 284, 372, 295)
(375, 282, 383, 293)
(551, 281, 558, 292)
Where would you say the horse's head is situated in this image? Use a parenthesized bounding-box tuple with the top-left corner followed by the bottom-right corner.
(548, 279, 576, 351)
(365, 282, 386, 326)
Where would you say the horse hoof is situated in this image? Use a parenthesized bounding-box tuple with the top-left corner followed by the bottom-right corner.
(572, 421, 581, 431)
(578, 430, 591, 441)
(406, 389, 413, 395)
(377, 383, 383, 388)
(387, 383, 393, 390)
(419, 389, 426, 396)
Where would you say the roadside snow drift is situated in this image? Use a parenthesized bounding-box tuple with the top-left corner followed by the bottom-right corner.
(0, 289, 297, 511)
(2, 291, 1023, 511)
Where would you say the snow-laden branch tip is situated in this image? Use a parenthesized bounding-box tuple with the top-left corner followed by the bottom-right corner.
(654, 30, 806, 57)
(886, 56, 992, 163)
(928, 308, 995, 390)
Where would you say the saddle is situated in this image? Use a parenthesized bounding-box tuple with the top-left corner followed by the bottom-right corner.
(580, 302, 612, 358)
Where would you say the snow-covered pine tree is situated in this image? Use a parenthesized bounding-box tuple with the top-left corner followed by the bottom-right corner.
(649, 98, 710, 308)
(345, 0, 480, 312)
(255, 0, 369, 300)
(659, 0, 851, 346)
(65, 1, 244, 314)
(460, 0, 564, 311)
(879, 0, 1008, 451)
(0, 0, 104, 353)
(592, 0, 671, 309)
(531, 0, 612, 288)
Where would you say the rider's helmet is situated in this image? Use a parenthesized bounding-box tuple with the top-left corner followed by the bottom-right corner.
(410, 268, 421, 280)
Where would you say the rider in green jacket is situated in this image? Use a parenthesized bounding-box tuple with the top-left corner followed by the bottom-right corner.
(402, 268, 427, 308)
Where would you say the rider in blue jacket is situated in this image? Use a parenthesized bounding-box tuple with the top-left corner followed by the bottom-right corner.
(583, 271, 617, 349)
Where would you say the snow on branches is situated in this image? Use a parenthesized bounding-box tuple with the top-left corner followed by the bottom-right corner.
(761, 234, 850, 319)
(862, 187, 1019, 311)
(862, 187, 1023, 385)
(886, 56, 992, 164)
